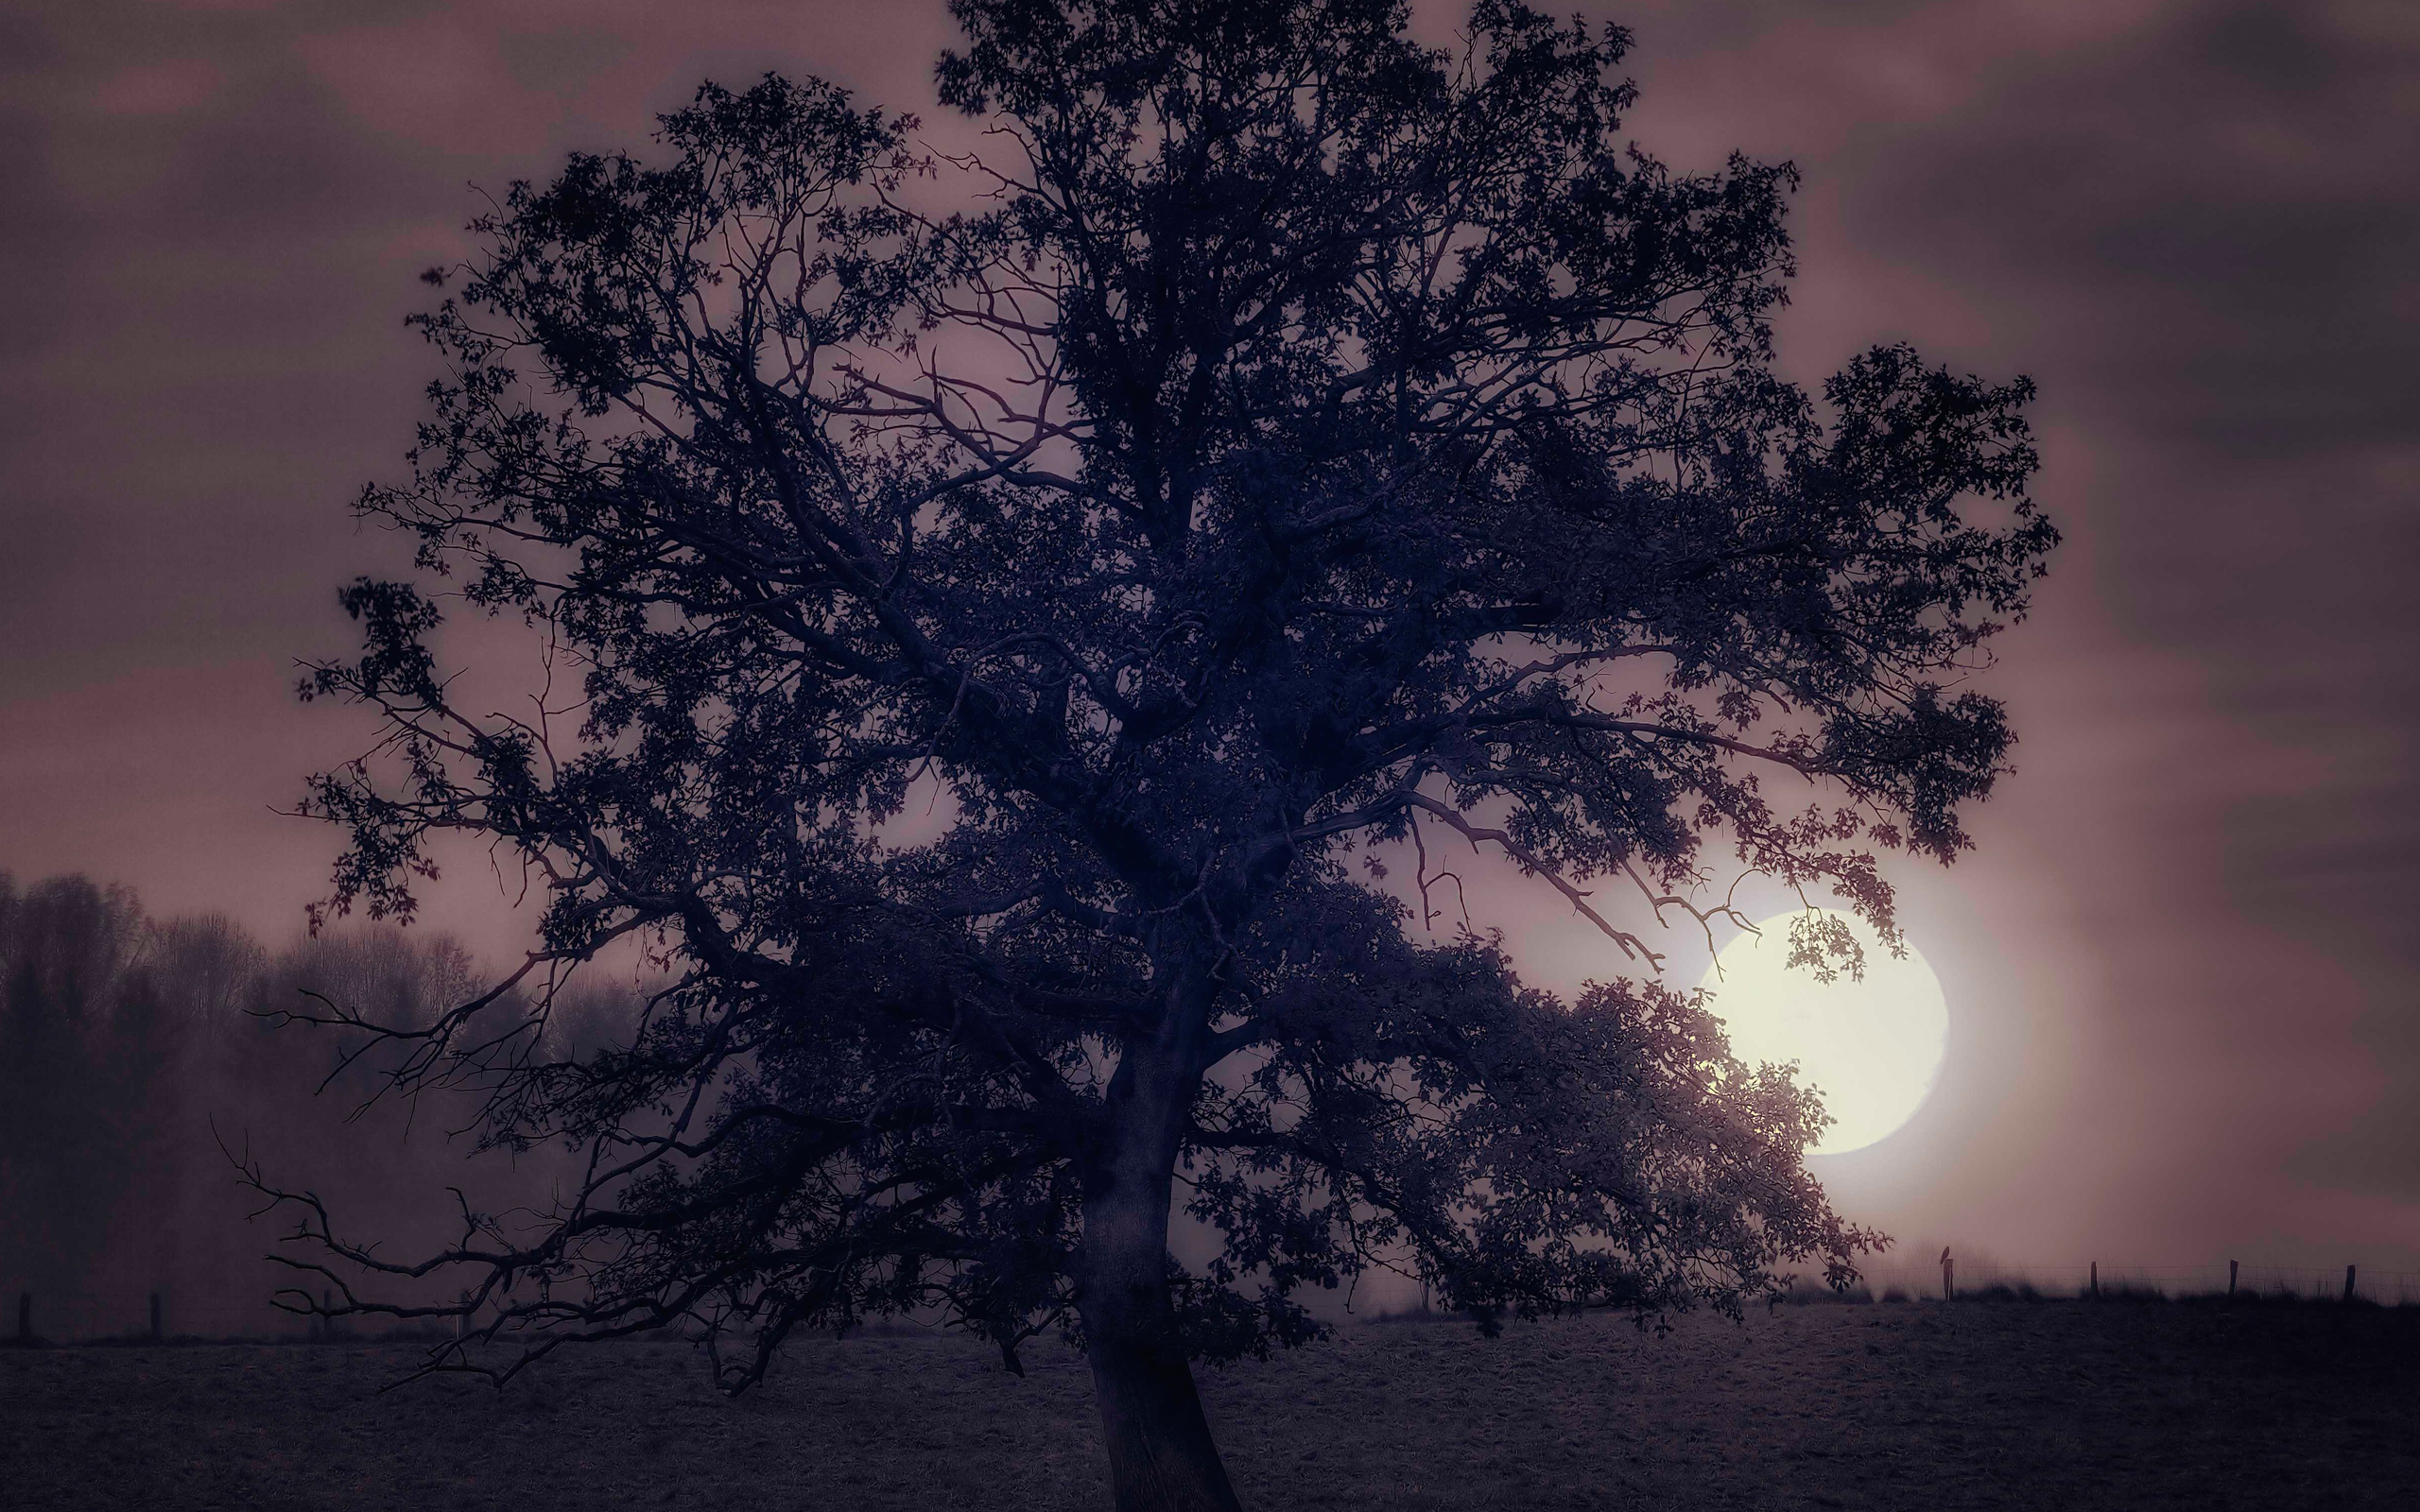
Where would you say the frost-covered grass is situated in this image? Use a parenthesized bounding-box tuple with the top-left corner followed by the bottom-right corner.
(4, 1302, 2416, 1509)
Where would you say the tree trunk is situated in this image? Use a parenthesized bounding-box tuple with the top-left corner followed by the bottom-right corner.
(1080, 1288, 1242, 1512)
(1079, 1041, 1242, 1512)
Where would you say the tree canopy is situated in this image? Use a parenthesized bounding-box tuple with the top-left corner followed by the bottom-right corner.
(273, 2, 2053, 1506)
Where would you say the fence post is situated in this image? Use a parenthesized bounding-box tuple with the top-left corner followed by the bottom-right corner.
(15, 1292, 27, 1343)
(2089, 1262, 2098, 1300)
(1941, 1254, 1954, 1301)
(2344, 1264, 2357, 1303)
(2228, 1260, 2237, 1297)
(322, 1288, 335, 1344)
(457, 1290, 469, 1343)
(149, 1292, 162, 1342)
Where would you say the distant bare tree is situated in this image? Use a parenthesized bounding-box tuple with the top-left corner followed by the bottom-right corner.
(264, 3, 2053, 1507)
(0, 872, 147, 1299)
(0, 878, 574, 1339)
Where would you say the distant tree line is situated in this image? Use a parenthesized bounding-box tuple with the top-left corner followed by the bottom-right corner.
(0, 868, 631, 1338)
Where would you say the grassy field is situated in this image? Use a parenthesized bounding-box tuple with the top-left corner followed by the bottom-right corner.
(5, 1299, 2415, 1510)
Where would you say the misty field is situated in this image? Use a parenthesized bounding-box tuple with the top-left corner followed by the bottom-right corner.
(6, 1301, 2416, 1511)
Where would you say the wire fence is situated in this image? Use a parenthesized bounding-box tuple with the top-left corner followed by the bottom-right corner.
(12, 1256, 2420, 1346)
(2, 1283, 472, 1346)
(1794, 1257, 2420, 1307)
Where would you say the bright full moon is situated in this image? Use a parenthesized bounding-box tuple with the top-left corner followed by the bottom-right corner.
(1695, 910, 1950, 1156)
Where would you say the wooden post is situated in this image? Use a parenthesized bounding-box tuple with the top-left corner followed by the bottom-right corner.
(2228, 1260, 2238, 1297)
(322, 1288, 335, 1344)
(2089, 1262, 2098, 1299)
(1941, 1255, 1954, 1301)
(457, 1289, 469, 1343)
(2344, 1264, 2357, 1303)
(16, 1291, 28, 1343)
(149, 1292, 162, 1342)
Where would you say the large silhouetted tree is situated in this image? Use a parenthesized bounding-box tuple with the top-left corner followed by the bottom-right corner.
(267, 3, 2052, 1506)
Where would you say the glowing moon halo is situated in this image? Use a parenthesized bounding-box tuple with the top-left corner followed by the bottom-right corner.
(1694, 911, 1950, 1156)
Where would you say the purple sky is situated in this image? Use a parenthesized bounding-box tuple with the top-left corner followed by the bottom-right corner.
(4, 0, 2417, 1283)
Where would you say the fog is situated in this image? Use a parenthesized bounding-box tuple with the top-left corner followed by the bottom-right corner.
(0, 868, 636, 1341)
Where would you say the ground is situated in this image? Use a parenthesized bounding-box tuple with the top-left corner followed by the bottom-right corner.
(3, 1300, 2414, 1510)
